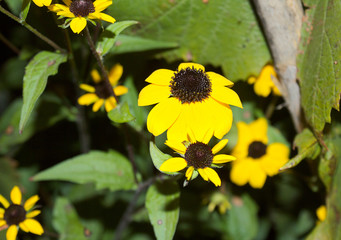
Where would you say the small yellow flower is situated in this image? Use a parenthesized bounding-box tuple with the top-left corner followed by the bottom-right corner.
(248, 64, 281, 97)
(160, 129, 236, 187)
(48, 0, 116, 34)
(138, 62, 242, 141)
(32, 0, 52, 7)
(230, 118, 289, 188)
(206, 192, 231, 214)
(0, 186, 44, 240)
(78, 64, 128, 112)
(316, 205, 327, 222)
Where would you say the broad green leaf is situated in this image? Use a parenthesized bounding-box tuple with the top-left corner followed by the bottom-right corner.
(20, 0, 31, 21)
(4, 0, 21, 15)
(109, 0, 271, 81)
(280, 129, 321, 170)
(223, 194, 258, 240)
(52, 197, 88, 240)
(146, 180, 180, 240)
(19, 51, 67, 132)
(107, 101, 135, 123)
(33, 150, 137, 191)
(96, 21, 138, 56)
(111, 35, 178, 54)
(297, 0, 341, 132)
(149, 141, 179, 176)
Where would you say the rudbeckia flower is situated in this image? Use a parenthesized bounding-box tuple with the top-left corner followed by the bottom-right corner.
(0, 186, 44, 240)
(48, 0, 116, 34)
(78, 64, 128, 112)
(138, 63, 242, 141)
(32, 0, 52, 7)
(230, 118, 289, 188)
(160, 129, 236, 187)
(248, 64, 281, 97)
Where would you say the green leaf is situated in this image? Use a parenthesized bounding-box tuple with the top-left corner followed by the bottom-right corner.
(149, 141, 179, 176)
(107, 101, 135, 123)
(111, 35, 178, 54)
(0, 158, 20, 198)
(52, 197, 88, 240)
(19, 51, 67, 132)
(280, 128, 321, 170)
(109, 0, 271, 81)
(297, 0, 341, 132)
(96, 21, 138, 56)
(33, 150, 137, 191)
(20, 0, 31, 21)
(146, 180, 180, 240)
(223, 194, 258, 240)
(4, 0, 22, 15)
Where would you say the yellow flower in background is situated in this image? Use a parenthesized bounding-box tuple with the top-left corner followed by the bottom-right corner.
(230, 118, 289, 189)
(138, 63, 242, 141)
(205, 192, 231, 214)
(0, 186, 44, 240)
(316, 205, 327, 223)
(32, 0, 52, 7)
(248, 64, 281, 97)
(48, 0, 116, 34)
(78, 64, 128, 112)
(160, 129, 236, 187)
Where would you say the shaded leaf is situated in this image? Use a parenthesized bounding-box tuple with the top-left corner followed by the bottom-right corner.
(107, 101, 135, 123)
(33, 150, 137, 191)
(149, 141, 179, 176)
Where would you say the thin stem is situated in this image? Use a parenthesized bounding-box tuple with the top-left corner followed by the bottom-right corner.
(0, 5, 65, 53)
(265, 95, 279, 119)
(0, 32, 20, 55)
(122, 124, 139, 184)
(84, 26, 119, 103)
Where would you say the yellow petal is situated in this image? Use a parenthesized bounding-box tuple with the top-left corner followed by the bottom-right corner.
(147, 98, 182, 136)
(90, 12, 116, 23)
(70, 17, 87, 34)
(26, 210, 41, 218)
(212, 139, 228, 154)
(78, 93, 99, 105)
(91, 69, 102, 84)
(206, 72, 234, 87)
(185, 166, 194, 180)
(114, 86, 128, 96)
(32, 0, 44, 7)
(209, 99, 233, 139)
(166, 104, 190, 141)
(230, 161, 252, 186)
(213, 154, 236, 164)
(145, 69, 174, 85)
(104, 97, 117, 112)
(250, 118, 268, 144)
(138, 84, 170, 106)
(160, 157, 187, 172)
(92, 99, 104, 112)
(24, 195, 39, 211)
(204, 168, 221, 187)
(316, 205, 327, 222)
(254, 78, 271, 97)
(249, 166, 267, 188)
(247, 76, 256, 84)
(189, 101, 214, 142)
(211, 84, 242, 108)
(198, 168, 208, 181)
(178, 63, 204, 72)
(164, 139, 186, 154)
(80, 84, 96, 93)
(0, 195, 10, 208)
(108, 64, 123, 85)
(10, 186, 22, 205)
(0, 219, 6, 227)
(0, 207, 4, 217)
(19, 222, 29, 232)
(43, 0, 52, 6)
(21, 219, 44, 235)
(93, 0, 112, 11)
(62, 0, 71, 6)
(267, 143, 290, 158)
(6, 225, 18, 240)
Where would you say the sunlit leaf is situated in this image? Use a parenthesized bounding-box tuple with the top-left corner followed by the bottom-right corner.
(107, 101, 135, 123)
(20, 0, 31, 21)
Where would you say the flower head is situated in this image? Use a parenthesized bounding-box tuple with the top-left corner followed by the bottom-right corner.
(160, 129, 236, 187)
(48, 0, 116, 34)
(230, 118, 289, 188)
(0, 186, 44, 240)
(78, 64, 128, 112)
(138, 63, 242, 141)
(32, 0, 52, 7)
(248, 64, 281, 97)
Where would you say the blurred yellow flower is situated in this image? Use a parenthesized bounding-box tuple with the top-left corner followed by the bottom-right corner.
(32, 0, 52, 7)
(316, 205, 326, 222)
(206, 192, 231, 214)
(160, 129, 235, 187)
(230, 118, 289, 188)
(248, 64, 281, 97)
(78, 64, 128, 112)
(48, 0, 115, 34)
(0, 186, 44, 240)
(138, 62, 242, 141)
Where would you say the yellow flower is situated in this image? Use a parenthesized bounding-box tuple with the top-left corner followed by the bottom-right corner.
(138, 63, 242, 141)
(78, 64, 128, 112)
(230, 118, 289, 188)
(206, 192, 231, 215)
(32, 0, 52, 7)
(160, 129, 236, 187)
(316, 205, 327, 222)
(48, 0, 116, 34)
(248, 64, 281, 97)
(0, 186, 44, 240)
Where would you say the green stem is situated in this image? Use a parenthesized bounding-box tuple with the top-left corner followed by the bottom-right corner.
(0, 32, 20, 55)
(0, 5, 65, 53)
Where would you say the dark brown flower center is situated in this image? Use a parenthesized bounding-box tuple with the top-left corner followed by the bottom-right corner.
(248, 141, 267, 159)
(185, 142, 213, 169)
(170, 67, 212, 103)
(70, 0, 95, 17)
(95, 82, 113, 99)
(4, 204, 26, 226)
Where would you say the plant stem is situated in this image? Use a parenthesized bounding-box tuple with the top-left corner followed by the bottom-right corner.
(265, 95, 279, 119)
(0, 5, 65, 53)
(0, 32, 20, 55)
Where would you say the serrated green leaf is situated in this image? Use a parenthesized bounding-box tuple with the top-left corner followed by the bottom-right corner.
(297, 0, 341, 132)
(96, 21, 138, 56)
(19, 51, 67, 132)
(149, 141, 179, 176)
(107, 101, 135, 123)
(146, 180, 180, 240)
(111, 35, 178, 54)
(109, 0, 270, 81)
(33, 150, 137, 191)
(52, 197, 88, 240)
(20, 0, 31, 21)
